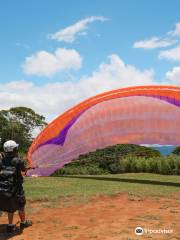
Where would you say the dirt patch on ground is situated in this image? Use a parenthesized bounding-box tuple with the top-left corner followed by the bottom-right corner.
(0, 193, 180, 240)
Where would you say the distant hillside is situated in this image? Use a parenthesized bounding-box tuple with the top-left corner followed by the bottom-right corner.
(52, 144, 166, 176)
(151, 146, 175, 156)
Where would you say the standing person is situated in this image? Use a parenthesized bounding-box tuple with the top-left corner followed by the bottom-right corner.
(0, 140, 33, 233)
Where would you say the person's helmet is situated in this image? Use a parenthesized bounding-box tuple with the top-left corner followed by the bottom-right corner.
(3, 140, 19, 153)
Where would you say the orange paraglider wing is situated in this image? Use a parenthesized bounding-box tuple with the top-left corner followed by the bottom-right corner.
(27, 85, 180, 176)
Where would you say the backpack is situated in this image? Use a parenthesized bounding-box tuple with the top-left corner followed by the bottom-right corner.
(0, 155, 25, 212)
(0, 157, 19, 200)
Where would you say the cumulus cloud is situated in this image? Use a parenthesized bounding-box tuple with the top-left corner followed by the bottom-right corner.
(0, 55, 161, 121)
(48, 16, 107, 43)
(159, 45, 180, 61)
(166, 66, 180, 86)
(133, 22, 180, 50)
(133, 37, 175, 49)
(78, 54, 156, 98)
(22, 48, 82, 77)
(168, 22, 180, 37)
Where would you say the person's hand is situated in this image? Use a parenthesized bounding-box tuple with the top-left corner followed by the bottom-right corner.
(31, 164, 39, 169)
(23, 164, 39, 176)
(27, 164, 39, 170)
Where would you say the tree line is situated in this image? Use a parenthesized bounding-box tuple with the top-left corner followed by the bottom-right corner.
(0, 107, 47, 154)
(53, 144, 180, 176)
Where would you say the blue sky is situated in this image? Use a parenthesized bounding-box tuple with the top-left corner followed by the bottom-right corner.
(0, 0, 180, 120)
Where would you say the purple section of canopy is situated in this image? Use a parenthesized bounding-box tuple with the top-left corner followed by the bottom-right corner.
(37, 95, 180, 150)
(145, 95, 180, 107)
(40, 111, 85, 146)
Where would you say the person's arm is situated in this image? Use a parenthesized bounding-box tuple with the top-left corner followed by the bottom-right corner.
(23, 156, 38, 170)
(19, 159, 38, 176)
(0, 152, 5, 161)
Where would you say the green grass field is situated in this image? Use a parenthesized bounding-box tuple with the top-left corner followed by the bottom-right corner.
(24, 173, 180, 202)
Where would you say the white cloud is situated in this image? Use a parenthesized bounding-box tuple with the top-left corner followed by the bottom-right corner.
(159, 45, 180, 61)
(133, 37, 175, 49)
(133, 22, 180, 50)
(0, 55, 159, 121)
(22, 48, 82, 77)
(166, 66, 180, 85)
(78, 54, 156, 98)
(48, 16, 107, 43)
(6, 81, 33, 90)
(168, 22, 180, 37)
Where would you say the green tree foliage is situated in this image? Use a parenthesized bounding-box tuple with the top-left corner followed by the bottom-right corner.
(53, 144, 179, 176)
(172, 146, 180, 155)
(0, 107, 47, 153)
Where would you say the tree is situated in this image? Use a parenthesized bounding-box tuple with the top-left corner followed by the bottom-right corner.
(172, 146, 180, 155)
(0, 107, 47, 154)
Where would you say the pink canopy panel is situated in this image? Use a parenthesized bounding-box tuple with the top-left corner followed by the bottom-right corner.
(27, 85, 180, 176)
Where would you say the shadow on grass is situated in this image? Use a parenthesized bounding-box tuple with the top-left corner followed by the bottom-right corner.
(60, 175, 180, 187)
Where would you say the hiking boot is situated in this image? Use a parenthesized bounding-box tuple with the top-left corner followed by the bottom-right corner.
(20, 220, 32, 229)
(6, 224, 16, 233)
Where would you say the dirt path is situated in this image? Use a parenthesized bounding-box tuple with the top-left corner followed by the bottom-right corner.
(0, 193, 180, 240)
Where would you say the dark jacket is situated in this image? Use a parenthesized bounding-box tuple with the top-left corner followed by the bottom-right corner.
(0, 153, 26, 212)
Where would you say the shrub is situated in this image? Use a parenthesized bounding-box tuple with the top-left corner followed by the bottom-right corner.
(172, 146, 180, 155)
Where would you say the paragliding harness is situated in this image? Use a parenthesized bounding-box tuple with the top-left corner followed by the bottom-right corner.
(0, 156, 21, 212)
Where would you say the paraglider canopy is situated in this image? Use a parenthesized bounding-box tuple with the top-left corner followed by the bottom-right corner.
(27, 85, 180, 176)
